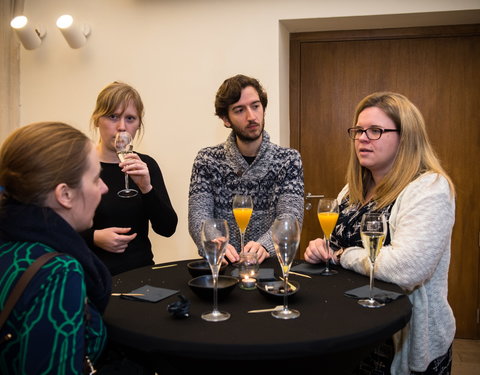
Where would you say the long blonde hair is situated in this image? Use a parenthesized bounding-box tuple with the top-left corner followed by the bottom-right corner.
(346, 92, 454, 208)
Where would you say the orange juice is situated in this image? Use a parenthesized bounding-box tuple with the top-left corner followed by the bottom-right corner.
(317, 212, 339, 239)
(233, 208, 253, 233)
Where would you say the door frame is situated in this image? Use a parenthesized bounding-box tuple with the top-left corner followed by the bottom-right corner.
(290, 24, 480, 149)
(289, 24, 480, 339)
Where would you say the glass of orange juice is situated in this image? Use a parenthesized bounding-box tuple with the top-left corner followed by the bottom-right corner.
(317, 198, 339, 275)
(232, 194, 253, 256)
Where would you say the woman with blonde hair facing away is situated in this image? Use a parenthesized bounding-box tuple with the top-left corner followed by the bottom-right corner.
(0, 122, 110, 374)
(83, 81, 178, 275)
(305, 92, 455, 375)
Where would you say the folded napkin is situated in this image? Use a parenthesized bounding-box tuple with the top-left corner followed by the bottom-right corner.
(344, 285, 403, 303)
(121, 284, 179, 303)
(230, 268, 275, 281)
(290, 262, 326, 275)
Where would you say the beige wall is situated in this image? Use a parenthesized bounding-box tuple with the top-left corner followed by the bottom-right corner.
(13, 0, 480, 263)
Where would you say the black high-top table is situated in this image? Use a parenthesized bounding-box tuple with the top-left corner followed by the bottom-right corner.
(104, 258, 411, 374)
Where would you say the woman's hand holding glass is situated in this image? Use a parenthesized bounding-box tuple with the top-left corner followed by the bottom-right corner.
(120, 152, 152, 194)
(317, 198, 339, 275)
(114, 132, 138, 198)
(304, 237, 330, 264)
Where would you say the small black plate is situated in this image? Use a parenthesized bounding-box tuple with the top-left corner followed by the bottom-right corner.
(257, 280, 300, 299)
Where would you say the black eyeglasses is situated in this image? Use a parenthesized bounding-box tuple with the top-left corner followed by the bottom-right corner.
(347, 127, 399, 140)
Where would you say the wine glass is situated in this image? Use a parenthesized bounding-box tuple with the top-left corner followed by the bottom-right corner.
(317, 198, 339, 275)
(201, 218, 230, 322)
(238, 252, 259, 290)
(232, 194, 253, 256)
(358, 213, 387, 308)
(114, 131, 138, 198)
(271, 214, 301, 319)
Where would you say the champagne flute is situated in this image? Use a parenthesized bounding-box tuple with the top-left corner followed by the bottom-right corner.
(358, 213, 387, 308)
(317, 198, 339, 275)
(271, 214, 301, 319)
(232, 194, 253, 256)
(201, 218, 230, 322)
(114, 131, 138, 198)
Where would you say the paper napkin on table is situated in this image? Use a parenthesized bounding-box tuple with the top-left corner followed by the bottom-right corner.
(121, 284, 179, 303)
(344, 285, 403, 303)
(230, 268, 275, 281)
(290, 262, 326, 275)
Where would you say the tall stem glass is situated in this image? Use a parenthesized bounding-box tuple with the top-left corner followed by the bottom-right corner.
(317, 198, 339, 275)
(201, 218, 230, 321)
(358, 213, 387, 308)
(271, 214, 301, 319)
(114, 131, 138, 198)
(232, 194, 253, 256)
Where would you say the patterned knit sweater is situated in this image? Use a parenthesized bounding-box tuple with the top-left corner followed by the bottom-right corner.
(188, 131, 304, 256)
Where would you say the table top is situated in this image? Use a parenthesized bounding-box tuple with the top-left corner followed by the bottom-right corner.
(104, 258, 411, 362)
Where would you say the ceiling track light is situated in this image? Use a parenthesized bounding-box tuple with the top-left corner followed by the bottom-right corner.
(56, 14, 91, 49)
(10, 16, 46, 50)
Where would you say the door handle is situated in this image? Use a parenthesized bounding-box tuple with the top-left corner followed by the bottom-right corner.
(305, 192, 324, 210)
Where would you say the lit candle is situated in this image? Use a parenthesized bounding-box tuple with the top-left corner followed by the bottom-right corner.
(241, 277, 256, 289)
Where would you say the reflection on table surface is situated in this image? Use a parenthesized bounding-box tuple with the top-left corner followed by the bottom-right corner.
(104, 258, 411, 373)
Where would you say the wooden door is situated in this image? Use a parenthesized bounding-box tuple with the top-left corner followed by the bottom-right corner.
(290, 25, 480, 339)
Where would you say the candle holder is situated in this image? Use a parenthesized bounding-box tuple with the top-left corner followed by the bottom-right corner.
(238, 253, 259, 290)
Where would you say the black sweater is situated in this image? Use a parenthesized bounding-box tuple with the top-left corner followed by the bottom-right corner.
(81, 152, 177, 275)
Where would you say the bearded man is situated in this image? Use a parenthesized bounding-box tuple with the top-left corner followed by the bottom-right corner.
(188, 74, 304, 263)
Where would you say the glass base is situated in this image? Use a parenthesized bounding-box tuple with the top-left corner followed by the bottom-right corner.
(201, 310, 230, 322)
(320, 268, 338, 276)
(118, 188, 138, 198)
(272, 308, 300, 320)
(358, 298, 385, 308)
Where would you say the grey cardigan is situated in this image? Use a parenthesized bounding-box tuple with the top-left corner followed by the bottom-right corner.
(339, 173, 456, 374)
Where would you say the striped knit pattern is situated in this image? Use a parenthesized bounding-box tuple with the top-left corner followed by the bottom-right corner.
(188, 131, 304, 255)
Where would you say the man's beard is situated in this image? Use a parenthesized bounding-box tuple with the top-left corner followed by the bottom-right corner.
(230, 118, 265, 143)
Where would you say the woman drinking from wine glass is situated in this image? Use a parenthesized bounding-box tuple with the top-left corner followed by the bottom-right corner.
(0, 122, 110, 374)
(305, 92, 455, 375)
(83, 81, 178, 276)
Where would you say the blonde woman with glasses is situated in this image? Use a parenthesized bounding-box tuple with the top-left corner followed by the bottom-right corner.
(305, 92, 455, 375)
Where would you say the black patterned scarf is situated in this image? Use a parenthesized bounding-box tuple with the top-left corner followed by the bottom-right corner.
(0, 199, 111, 313)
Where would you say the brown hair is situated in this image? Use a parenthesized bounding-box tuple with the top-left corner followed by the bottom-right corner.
(214, 74, 268, 119)
(0, 122, 91, 206)
(346, 92, 454, 208)
(91, 81, 145, 138)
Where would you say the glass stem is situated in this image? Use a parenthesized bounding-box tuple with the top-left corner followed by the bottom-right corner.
(124, 173, 130, 191)
(369, 262, 375, 301)
(239, 232, 244, 255)
(325, 237, 330, 271)
(212, 270, 219, 312)
(283, 273, 289, 311)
